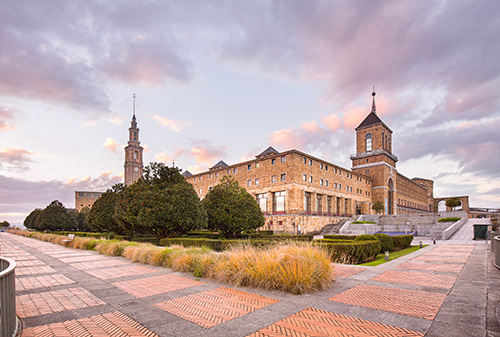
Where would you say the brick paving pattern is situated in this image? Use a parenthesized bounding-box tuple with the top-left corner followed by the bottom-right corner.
(16, 274, 76, 291)
(58, 255, 108, 263)
(85, 265, 159, 280)
(247, 307, 425, 337)
(397, 261, 464, 273)
(332, 265, 366, 277)
(16, 265, 57, 276)
(155, 287, 279, 328)
(113, 274, 204, 298)
(14, 259, 45, 267)
(412, 255, 468, 264)
(17, 287, 105, 318)
(372, 270, 457, 289)
(328, 284, 446, 319)
(22, 311, 159, 337)
(69, 259, 129, 270)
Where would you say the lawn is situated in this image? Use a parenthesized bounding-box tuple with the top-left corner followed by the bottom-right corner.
(359, 245, 427, 266)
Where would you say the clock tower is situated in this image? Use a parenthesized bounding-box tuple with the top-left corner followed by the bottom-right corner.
(124, 95, 144, 186)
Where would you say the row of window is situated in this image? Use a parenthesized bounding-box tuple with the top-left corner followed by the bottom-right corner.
(247, 173, 287, 187)
(249, 156, 286, 171)
(397, 199, 426, 210)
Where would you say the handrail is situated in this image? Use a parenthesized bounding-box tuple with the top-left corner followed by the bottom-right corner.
(495, 236, 500, 270)
(0, 257, 18, 337)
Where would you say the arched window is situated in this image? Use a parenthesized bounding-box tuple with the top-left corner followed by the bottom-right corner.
(134, 151, 138, 161)
(365, 133, 372, 152)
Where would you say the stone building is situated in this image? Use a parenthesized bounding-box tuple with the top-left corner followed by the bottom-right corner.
(124, 98, 144, 186)
(185, 91, 434, 233)
(74, 191, 103, 211)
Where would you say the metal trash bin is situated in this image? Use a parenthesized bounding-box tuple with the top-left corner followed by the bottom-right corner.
(473, 224, 488, 240)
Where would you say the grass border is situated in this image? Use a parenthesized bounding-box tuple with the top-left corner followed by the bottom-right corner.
(359, 245, 427, 266)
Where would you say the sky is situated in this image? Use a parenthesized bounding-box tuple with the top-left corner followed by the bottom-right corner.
(1, 0, 500, 225)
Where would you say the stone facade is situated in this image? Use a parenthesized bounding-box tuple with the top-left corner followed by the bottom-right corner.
(75, 191, 103, 211)
(124, 112, 143, 187)
(185, 149, 374, 234)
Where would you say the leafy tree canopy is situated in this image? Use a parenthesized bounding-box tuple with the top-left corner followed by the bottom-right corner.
(372, 200, 385, 215)
(88, 184, 126, 234)
(0, 220, 10, 227)
(445, 198, 462, 210)
(141, 162, 186, 189)
(202, 176, 265, 238)
(34, 200, 77, 231)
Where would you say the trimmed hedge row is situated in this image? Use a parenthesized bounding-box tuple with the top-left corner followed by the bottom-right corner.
(392, 235, 413, 250)
(159, 238, 274, 251)
(438, 217, 462, 223)
(323, 235, 356, 240)
(52, 231, 108, 239)
(315, 239, 381, 264)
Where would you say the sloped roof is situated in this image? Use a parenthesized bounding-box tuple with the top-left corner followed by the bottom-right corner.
(209, 160, 229, 170)
(355, 111, 385, 130)
(182, 170, 193, 177)
(256, 146, 279, 158)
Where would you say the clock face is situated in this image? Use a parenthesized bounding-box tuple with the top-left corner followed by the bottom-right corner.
(134, 167, 139, 172)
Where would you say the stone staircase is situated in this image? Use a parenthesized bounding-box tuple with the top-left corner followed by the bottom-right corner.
(320, 219, 349, 235)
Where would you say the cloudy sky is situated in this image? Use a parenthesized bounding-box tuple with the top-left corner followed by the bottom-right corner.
(2, 0, 499, 225)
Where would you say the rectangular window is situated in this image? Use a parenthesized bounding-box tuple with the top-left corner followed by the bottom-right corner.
(209, 173, 212, 179)
(325, 180, 329, 187)
(303, 174, 307, 182)
(327, 196, 332, 214)
(255, 162, 260, 169)
(317, 194, 323, 212)
(281, 156, 286, 163)
(334, 182, 338, 189)
(338, 170, 341, 175)
(339, 183, 341, 189)
(247, 164, 252, 171)
(320, 163, 324, 169)
(303, 157, 307, 164)
(199, 188, 202, 194)
(233, 167, 238, 174)
(273, 191, 286, 212)
(193, 177, 197, 182)
(320, 178, 324, 186)
(255, 178, 260, 185)
(271, 158, 276, 165)
(247, 179, 252, 187)
(271, 175, 277, 183)
(227, 169, 230, 175)
(199, 176, 202, 182)
(304, 192, 312, 212)
(257, 193, 267, 212)
(309, 176, 313, 183)
(325, 165, 328, 171)
(280, 173, 286, 181)
(278, 220, 283, 226)
(309, 159, 312, 166)
(365, 169, 369, 174)
(335, 168, 337, 174)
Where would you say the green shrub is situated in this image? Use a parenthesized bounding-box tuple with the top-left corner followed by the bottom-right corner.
(374, 233, 394, 252)
(438, 217, 461, 223)
(351, 221, 377, 224)
(159, 238, 274, 251)
(323, 235, 356, 240)
(392, 235, 413, 250)
(316, 240, 380, 264)
(353, 234, 377, 241)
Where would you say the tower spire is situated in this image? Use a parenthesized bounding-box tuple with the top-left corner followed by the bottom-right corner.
(132, 93, 136, 119)
(371, 87, 376, 114)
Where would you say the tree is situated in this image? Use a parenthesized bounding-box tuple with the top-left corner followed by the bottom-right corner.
(35, 200, 77, 231)
(88, 184, 126, 234)
(24, 209, 43, 230)
(446, 198, 462, 211)
(114, 164, 206, 239)
(202, 176, 265, 238)
(0, 220, 10, 228)
(73, 207, 91, 232)
(372, 200, 385, 215)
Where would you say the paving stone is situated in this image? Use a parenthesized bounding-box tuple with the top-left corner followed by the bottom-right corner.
(371, 270, 457, 289)
(113, 274, 205, 298)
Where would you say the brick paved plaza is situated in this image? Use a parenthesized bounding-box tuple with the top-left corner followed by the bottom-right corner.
(1, 223, 500, 336)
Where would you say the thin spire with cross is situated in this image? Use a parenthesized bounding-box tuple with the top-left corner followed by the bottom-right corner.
(371, 86, 377, 114)
(132, 93, 136, 118)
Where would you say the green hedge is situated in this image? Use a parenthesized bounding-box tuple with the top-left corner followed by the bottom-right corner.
(374, 233, 394, 252)
(351, 221, 377, 224)
(323, 235, 356, 240)
(316, 240, 381, 264)
(392, 235, 413, 250)
(353, 234, 377, 241)
(438, 217, 461, 223)
(159, 238, 274, 251)
(52, 231, 107, 239)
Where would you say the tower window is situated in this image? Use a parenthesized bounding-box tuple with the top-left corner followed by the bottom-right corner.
(365, 133, 373, 152)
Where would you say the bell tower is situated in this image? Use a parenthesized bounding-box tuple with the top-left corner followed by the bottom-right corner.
(351, 90, 399, 214)
(124, 94, 144, 186)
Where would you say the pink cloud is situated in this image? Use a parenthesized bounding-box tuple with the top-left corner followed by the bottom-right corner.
(321, 113, 341, 131)
(0, 147, 36, 171)
(102, 138, 121, 153)
(190, 144, 228, 166)
(152, 114, 192, 132)
(154, 150, 174, 164)
(0, 107, 16, 131)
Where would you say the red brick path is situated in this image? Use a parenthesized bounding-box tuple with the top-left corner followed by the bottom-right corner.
(247, 307, 424, 336)
(372, 270, 457, 289)
(113, 274, 204, 298)
(22, 311, 159, 337)
(155, 287, 279, 328)
(328, 284, 446, 320)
